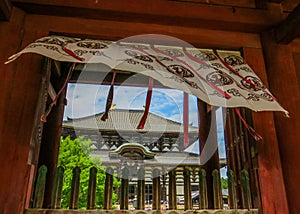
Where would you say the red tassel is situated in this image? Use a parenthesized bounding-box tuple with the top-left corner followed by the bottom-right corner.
(63, 46, 85, 61)
(101, 86, 114, 121)
(101, 70, 117, 121)
(137, 77, 154, 129)
(234, 108, 263, 141)
(183, 92, 189, 148)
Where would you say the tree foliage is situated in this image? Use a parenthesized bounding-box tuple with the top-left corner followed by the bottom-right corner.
(221, 177, 228, 189)
(58, 136, 120, 209)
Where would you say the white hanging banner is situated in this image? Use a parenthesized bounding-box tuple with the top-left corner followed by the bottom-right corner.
(6, 35, 288, 115)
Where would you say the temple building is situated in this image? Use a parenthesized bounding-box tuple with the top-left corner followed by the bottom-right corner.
(61, 109, 221, 206)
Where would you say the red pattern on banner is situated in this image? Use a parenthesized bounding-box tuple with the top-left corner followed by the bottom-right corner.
(151, 45, 231, 99)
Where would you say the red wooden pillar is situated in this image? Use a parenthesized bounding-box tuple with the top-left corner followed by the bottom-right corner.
(260, 31, 300, 214)
(197, 100, 220, 209)
(243, 44, 289, 214)
(0, 8, 47, 213)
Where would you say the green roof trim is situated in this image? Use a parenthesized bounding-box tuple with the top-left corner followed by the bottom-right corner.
(109, 142, 156, 159)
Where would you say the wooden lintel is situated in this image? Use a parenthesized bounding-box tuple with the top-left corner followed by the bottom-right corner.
(12, 0, 284, 33)
(275, 3, 300, 44)
(24, 14, 262, 50)
(48, 82, 57, 101)
(0, 0, 13, 20)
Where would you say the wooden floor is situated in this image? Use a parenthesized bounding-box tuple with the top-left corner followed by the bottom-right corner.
(25, 209, 259, 214)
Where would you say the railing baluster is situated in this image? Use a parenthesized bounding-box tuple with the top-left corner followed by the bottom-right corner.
(69, 166, 81, 209)
(104, 167, 114, 209)
(199, 168, 208, 209)
(87, 167, 97, 209)
(212, 169, 223, 209)
(51, 166, 64, 209)
(228, 169, 238, 209)
(183, 167, 192, 210)
(241, 169, 252, 209)
(137, 167, 145, 210)
(33, 165, 48, 208)
(152, 168, 161, 210)
(168, 169, 177, 210)
(120, 167, 129, 210)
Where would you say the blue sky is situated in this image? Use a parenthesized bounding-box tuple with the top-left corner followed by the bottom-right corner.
(64, 83, 227, 177)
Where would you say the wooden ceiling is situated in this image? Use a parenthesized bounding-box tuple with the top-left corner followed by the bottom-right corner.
(1, 0, 300, 44)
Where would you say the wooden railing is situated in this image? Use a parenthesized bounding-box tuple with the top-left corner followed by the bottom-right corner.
(25, 165, 259, 214)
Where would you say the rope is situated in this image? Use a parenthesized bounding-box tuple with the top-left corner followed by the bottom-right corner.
(40, 62, 76, 122)
(234, 108, 263, 141)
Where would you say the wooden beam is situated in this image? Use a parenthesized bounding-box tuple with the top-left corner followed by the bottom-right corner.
(12, 0, 284, 33)
(0, 0, 13, 20)
(282, 0, 300, 12)
(24, 14, 262, 50)
(267, 0, 284, 3)
(169, 0, 256, 8)
(275, 3, 300, 44)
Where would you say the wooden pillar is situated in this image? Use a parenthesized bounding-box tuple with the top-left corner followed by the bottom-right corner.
(69, 166, 81, 209)
(87, 167, 97, 209)
(168, 169, 177, 210)
(242, 44, 289, 214)
(120, 167, 129, 210)
(51, 166, 64, 209)
(197, 100, 220, 208)
(152, 168, 161, 210)
(32, 165, 48, 208)
(198, 169, 208, 209)
(183, 168, 192, 210)
(38, 62, 67, 208)
(137, 168, 145, 210)
(212, 169, 223, 209)
(0, 8, 48, 213)
(104, 167, 114, 209)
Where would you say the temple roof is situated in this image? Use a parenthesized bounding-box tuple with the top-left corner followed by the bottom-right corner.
(63, 109, 198, 134)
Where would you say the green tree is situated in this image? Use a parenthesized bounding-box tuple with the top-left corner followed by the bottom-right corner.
(58, 136, 120, 209)
(221, 177, 228, 189)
